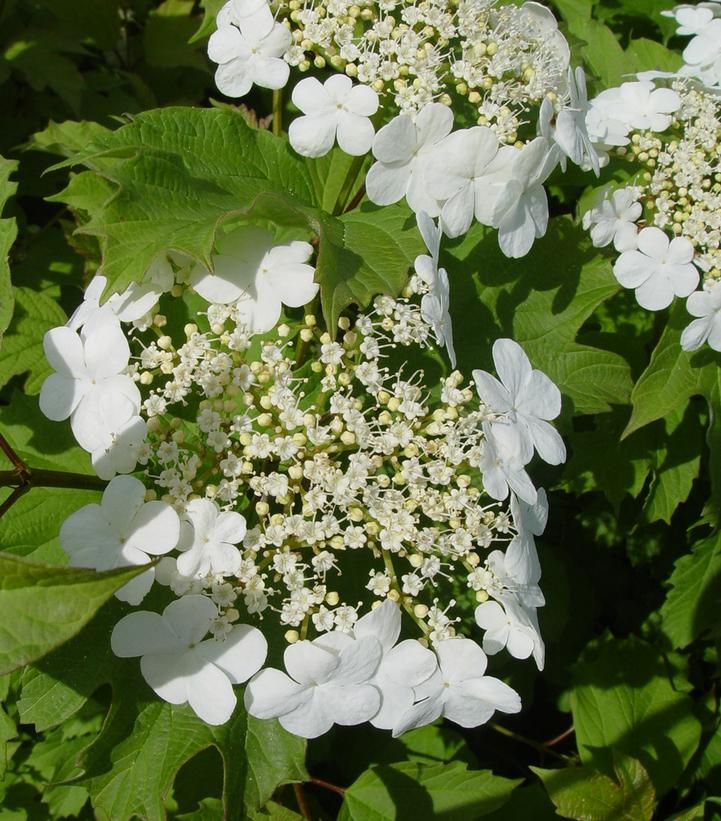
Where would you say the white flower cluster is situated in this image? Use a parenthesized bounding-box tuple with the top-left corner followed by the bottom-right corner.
(207, 0, 601, 259)
(582, 76, 721, 352)
(40, 214, 565, 734)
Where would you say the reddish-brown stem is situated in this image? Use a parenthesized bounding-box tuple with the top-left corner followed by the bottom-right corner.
(309, 776, 346, 797)
(344, 183, 366, 213)
(293, 783, 312, 820)
(0, 433, 28, 476)
(0, 484, 30, 518)
(544, 725, 575, 747)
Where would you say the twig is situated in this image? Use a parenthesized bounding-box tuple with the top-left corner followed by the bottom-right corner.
(544, 725, 575, 747)
(0, 484, 30, 519)
(490, 722, 572, 762)
(273, 89, 283, 136)
(0, 433, 28, 476)
(309, 776, 346, 796)
(293, 783, 312, 820)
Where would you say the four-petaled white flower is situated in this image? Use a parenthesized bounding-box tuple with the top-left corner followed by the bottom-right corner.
(208, 1, 290, 99)
(480, 421, 537, 505)
(78, 392, 147, 481)
(366, 103, 453, 216)
(177, 499, 247, 579)
(190, 227, 318, 332)
(507, 489, 548, 587)
(393, 637, 521, 736)
(39, 323, 140, 453)
(288, 75, 379, 158)
(489, 137, 560, 259)
(60, 475, 180, 605)
(475, 598, 538, 661)
(244, 632, 383, 737)
(425, 126, 503, 239)
(474, 339, 565, 466)
(416, 212, 456, 368)
(614, 227, 699, 311)
(353, 600, 438, 730)
(112, 595, 267, 725)
(681, 285, 721, 352)
(662, 5, 717, 37)
(582, 187, 641, 252)
(587, 82, 681, 143)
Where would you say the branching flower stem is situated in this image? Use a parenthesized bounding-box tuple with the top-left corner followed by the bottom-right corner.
(333, 155, 365, 216)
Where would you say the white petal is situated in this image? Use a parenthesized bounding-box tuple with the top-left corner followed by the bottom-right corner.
(436, 637, 487, 683)
(39, 373, 85, 421)
(279, 690, 334, 738)
(354, 599, 400, 650)
(372, 114, 417, 163)
(336, 112, 375, 156)
(140, 652, 189, 704)
(392, 694, 443, 737)
(251, 55, 289, 90)
(83, 323, 130, 378)
(163, 595, 217, 645)
(111, 611, 182, 657)
(492, 339, 530, 399)
(186, 659, 237, 725)
(324, 682, 381, 725)
(291, 76, 328, 114)
(614, 251, 657, 289)
(213, 510, 247, 544)
(334, 636, 383, 684)
(472, 370, 513, 414)
(215, 59, 253, 98)
(126, 501, 180, 555)
(244, 668, 309, 719)
(288, 112, 338, 158)
(382, 639, 438, 687)
(346, 83, 379, 117)
(635, 273, 675, 311)
(197, 624, 267, 683)
(285, 640, 338, 685)
(370, 677, 413, 730)
(366, 162, 411, 206)
(101, 475, 147, 534)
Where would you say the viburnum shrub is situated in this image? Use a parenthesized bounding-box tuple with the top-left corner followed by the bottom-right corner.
(2, 0, 721, 818)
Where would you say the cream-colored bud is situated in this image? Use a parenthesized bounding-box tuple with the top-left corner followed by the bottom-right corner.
(277, 323, 290, 337)
(172, 430, 184, 444)
(288, 464, 303, 481)
(139, 371, 153, 385)
(292, 432, 307, 446)
(414, 603, 429, 618)
(153, 314, 167, 328)
(340, 431, 356, 445)
(467, 552, 480, 567)
(311, 361, 323, 372)
(300, 327, 313, 342)
(144, 489, 157, 502)
(255, 501, 270, 517)
(387, 589, 400, 602)
(476, 590, 489, 602)
(205, 484, 218, 498)
(259, 395, 272, 410)
(183, 323, 198, 337)
(408, 553, 423, 568)
(326, 591, 340, 606)
(285, 629, 300, 643)
(349, 506, 364, 522)
(365, 521, 379, 536)
(313, 55, 326, 69)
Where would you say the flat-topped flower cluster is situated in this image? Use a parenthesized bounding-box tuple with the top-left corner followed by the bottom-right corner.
(582, 75, 721, 352)
(40, 211, 564, 736)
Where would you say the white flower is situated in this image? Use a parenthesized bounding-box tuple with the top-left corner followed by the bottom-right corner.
(190, 227, 317, 331)
(39, 323, 140, 452)
(353, 600, 438, 730)
(480, 421, 537, 505)
(393, 637, 521, 736)
(177, 499, 246, 578)
(507, 489, 548, 587)
(80, 392, 147, 480)
(681, 285, 721, 351)
(209, 5, 290, 99)
(539, 67, 599, 174)
(682, 18, 721, 73)
(614, 227, 699, 311)
(366, 103, 453, 216)
(111, 595, 267, 725)
(425, 126, 503, 238)
(473, 338, 565, 465)
(474, 598, 538, 661)
(488, 137, 560, 259)
(416, 213, 456, 368)
(582, 187, 641, 252)
(244, 632, 382, 738)
(60, 475, 179, 605)
(588, 82, 681, 138)
(662, 5, 717, 36)
(288, 75, 379, 158)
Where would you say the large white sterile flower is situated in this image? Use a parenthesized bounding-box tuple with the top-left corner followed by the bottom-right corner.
(425, 126, 503, 238)
(682, 18, 721, 70)
(518, 2, 571, 72)
(507, 489, 548, 587)
(473, 338, 565, 465)
(589, 82, 681, 138)
(582, 187, 641, 252)
(662, 5, 717, 36)
(681, 285, 721, 351)
(77, 391, 147, 480)
(209, 6, 290, 99)
(39, 323, 140, 451)
(415, 212, 456, 368)
(112, 595, 267, 725)
(480, 421, 537, 505)
(216, 0, 273, 32)
(244, 633, 382, 738)
(190, 227, 318, 332)
(393, 637, 521, 736)
(288, 75, 379, 158)
(475, 598, 537, 660)
(366, 103, 453, 216)
(177, 499, 246, 579)
(60, 475, 179, 605)
(353, 601, 438, 730)
(614, 227, 699, 311)
(488, 137, 560, 258)
(539, 67, 599, 174)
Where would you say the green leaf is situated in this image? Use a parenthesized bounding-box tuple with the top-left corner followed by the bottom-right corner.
(316, 203, 422, 332)
(570, 636, 702, 796)
(660, 531, 721, 649)
(0, 156, 18, 344)
(447, 217, 633, 414)
(339, 761, 520, 820)
(18, 599, 307, 821)
(0, 287, 67, 393)
(29, 119, 112, 158)
(533, 756, 655, 821)
(0, 552, 148, 675)
(55, 106, 316, 300)
(306, 150, 369, 214)
(143, 0, 207, 69)
(624, 305, 718, 437)
(249, 802, 303, 820)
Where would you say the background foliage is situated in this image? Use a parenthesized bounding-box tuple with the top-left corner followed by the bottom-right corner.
(0, 0, 719, 818)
